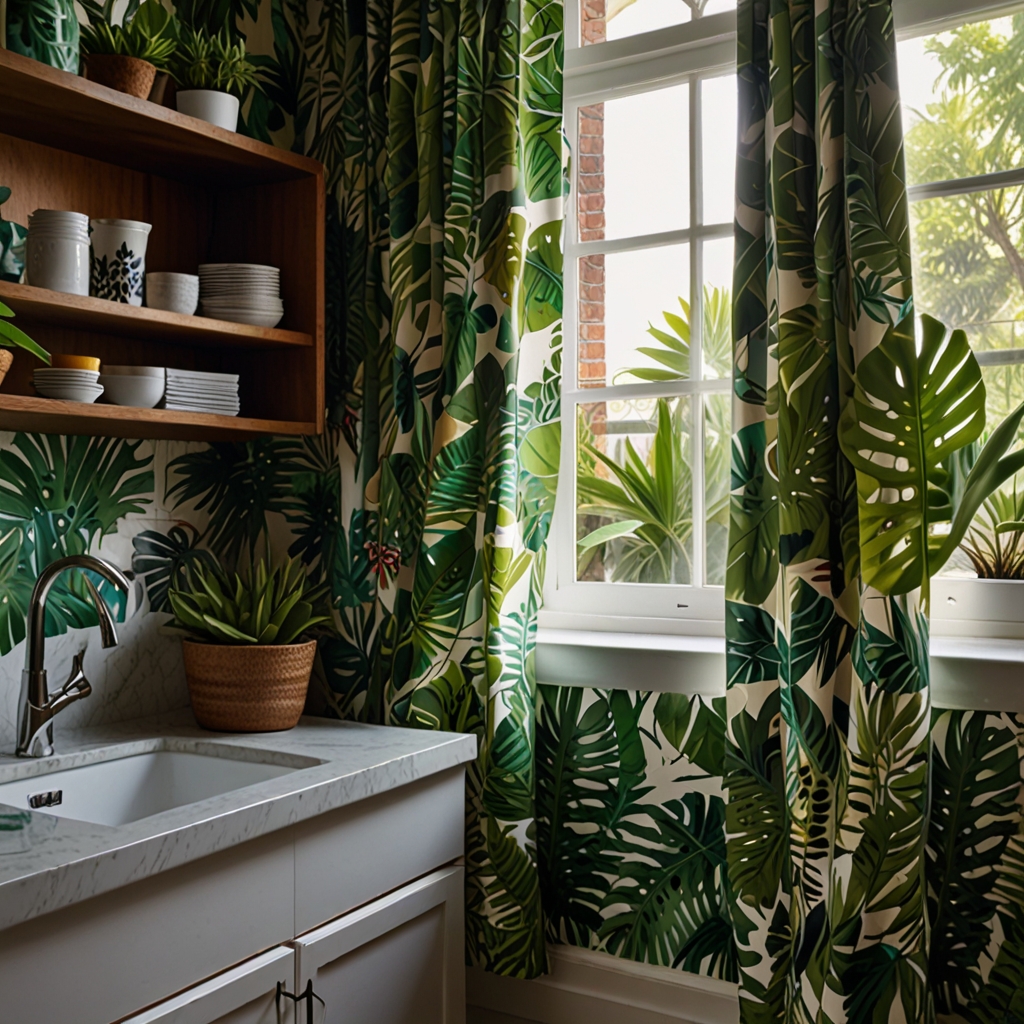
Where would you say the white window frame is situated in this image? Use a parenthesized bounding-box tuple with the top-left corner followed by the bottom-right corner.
(898, 0, 1024, 638)
(542, 0, 1024, 640)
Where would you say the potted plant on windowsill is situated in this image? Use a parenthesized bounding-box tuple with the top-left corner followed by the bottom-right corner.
(168, 556, 330, 733)
(171, 27, 258, 133)
(78, 0, 177, 100)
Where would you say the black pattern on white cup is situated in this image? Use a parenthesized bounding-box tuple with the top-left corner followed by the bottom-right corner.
(90, 242, 144, 303)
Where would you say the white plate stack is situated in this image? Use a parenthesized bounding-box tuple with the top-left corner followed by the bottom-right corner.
(198, 264, 283, 328)
(33, 367, 103, 403)
(163, 368, 240, 416)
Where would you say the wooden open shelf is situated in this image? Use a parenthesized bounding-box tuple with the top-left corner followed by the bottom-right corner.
(0, 48, 325, 440)
(0, 47, 319, 185)
(0, 394, 315, 441)
(0, 282, 313, 350)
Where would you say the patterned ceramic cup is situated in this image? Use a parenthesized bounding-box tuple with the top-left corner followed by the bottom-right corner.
(90, 218, 152, 306)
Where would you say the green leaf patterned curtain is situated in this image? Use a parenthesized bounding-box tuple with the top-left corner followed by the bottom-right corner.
(726, 0, 931, 1019)
(324, 0, 565, 980)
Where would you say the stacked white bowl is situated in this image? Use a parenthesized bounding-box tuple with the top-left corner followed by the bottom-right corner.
(33, 366, 103, 403)
(146, 273, 199, 315)
(198, 264, 283, 328)
(99, 366, 166, 408)
(26, 210, 90, 295)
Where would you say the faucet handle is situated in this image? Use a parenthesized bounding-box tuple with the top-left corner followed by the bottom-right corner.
(47, 652, 92, 716)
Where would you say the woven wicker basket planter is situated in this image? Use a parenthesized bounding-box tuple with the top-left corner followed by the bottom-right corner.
(182, 639, 317, 733)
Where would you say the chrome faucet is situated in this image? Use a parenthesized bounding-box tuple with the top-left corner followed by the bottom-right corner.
(16, 555, 133, 758)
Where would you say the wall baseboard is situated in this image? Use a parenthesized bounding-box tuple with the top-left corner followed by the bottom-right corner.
(467, 945, 739, 1024)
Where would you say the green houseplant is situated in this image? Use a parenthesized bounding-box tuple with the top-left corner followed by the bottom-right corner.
(171, 27, 257, 132)
(168, 555, 330, 733)
(0, 299, 50, 385)
(78, 0, 177, 99)
(4, 0, 80, 73)
(0, 186, 26, 284)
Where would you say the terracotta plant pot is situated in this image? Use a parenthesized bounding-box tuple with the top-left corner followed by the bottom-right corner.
(182, 639, 317, 733)
(0, 351, 13, 387)
(85, 54, 157, 100)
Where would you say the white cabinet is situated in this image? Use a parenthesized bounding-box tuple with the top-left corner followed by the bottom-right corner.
(121, 947, 295, 1024)
(0, 768, 467, 1023)
(294, 866, 466, 1024)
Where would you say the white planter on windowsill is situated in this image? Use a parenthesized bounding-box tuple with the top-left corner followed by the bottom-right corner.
(176, 89, 240, 132)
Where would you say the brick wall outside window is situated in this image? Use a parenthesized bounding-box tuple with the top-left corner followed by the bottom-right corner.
(577, 0, 607, 391)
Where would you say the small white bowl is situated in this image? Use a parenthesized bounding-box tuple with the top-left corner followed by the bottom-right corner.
(99, 374, 165, 408)
(34, 369, 101, 383)
(101, 365, 166, 378)
(34, 384, 104, 404)
(146, 273, 199, 316)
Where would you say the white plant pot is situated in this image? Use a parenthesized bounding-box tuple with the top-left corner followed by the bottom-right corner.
(177, 90, 240, 133)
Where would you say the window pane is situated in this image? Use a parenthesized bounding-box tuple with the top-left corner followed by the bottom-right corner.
(581, 0, 735, 46)
(704, 393, 730, 586)
(577, 397, 694, 584)
(578, 86, 689, 243)
(910, 187, 1024, 339)
(578, 244, 690, 387)
(701, 236, 733, 379)
(899, 17, 1024, 185)
(702, 74, 736, 226)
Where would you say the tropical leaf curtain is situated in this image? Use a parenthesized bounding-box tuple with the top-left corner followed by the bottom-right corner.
(726, 0, 930, 1019)
(316, 0, 565, 979)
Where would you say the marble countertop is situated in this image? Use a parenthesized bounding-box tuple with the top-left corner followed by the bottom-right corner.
(0, 711, 477, 932)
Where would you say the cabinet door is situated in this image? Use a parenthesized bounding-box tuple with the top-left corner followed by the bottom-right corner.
(293, 866, 465, 1024)
(121, 946, 295, 1024)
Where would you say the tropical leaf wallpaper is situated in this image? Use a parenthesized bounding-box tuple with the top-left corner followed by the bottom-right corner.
(535, 688, 1024, 1023)
(1, 0, 1024, 1009)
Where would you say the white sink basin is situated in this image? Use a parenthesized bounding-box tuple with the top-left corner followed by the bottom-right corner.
(0, 750, 298, 826)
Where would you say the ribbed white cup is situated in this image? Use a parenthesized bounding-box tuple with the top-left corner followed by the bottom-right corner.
(27, 233, 90, 295)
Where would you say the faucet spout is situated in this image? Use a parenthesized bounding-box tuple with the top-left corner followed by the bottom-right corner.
(16, 556, 132, 758)
(83, 573, 119, 649)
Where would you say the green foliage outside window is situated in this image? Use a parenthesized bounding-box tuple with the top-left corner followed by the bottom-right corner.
(576, 286, 732, 584)
(906, 15, 1024, 576)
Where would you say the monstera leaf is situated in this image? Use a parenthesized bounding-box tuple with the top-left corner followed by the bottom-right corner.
(839, 316, 986, 595)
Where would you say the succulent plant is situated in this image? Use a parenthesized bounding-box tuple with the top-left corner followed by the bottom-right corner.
(168, 555, 330, 646)
(78, 0, 177, 69)
(172, 27, 258, 97)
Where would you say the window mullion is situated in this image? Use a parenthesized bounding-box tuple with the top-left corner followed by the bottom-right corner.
(690, 74, 705, 591)
(559, 99, 582, 595)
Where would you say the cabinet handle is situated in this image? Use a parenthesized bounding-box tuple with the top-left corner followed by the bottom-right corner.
(276, 980, 325, 1024)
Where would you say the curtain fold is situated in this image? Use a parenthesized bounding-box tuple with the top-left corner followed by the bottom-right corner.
(325, 0, 565, 980)
(726, 0, 932, 1019)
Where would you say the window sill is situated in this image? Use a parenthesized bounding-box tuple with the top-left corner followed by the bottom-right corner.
(536, 628, 1024, 712)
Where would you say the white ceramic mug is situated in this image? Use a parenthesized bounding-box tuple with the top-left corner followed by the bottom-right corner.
(90, 218, 152, 306)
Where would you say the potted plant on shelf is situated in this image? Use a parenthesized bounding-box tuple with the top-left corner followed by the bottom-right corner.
(0, 186, 26, 284)
(171, 26, 258, 132)
(168, 555, 329, 733)
(0, 301, 51, 385)
(78, 0, 177, 100)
